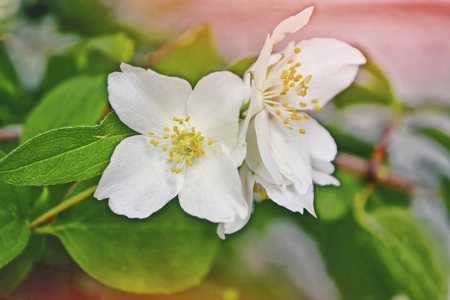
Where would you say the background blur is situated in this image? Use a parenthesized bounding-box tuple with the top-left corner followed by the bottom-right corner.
(1, 0, 450, 299)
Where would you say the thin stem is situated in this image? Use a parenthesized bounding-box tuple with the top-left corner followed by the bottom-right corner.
(29, 185, 97, 230)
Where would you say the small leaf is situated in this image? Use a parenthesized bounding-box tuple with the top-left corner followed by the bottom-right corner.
(315, 171, 363, 221)
(21, 75, 108, 143)
(227, 56, 258, 78)
(334, 58, 398, 110)
(0, 234, 45, 297)
(0, 112, 137, 186)
(49, 198, 219, 294)
(442, 177, 450, 214)
(419, 127, 450, 152)
(0, 150, 30, 268)
(149, 25, 225, 86)
(364, 208, 448, 300)
(89, 32, 135, 63)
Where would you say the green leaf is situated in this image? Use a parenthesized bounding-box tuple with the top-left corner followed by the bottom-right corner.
(89, 33, 135, 63)
(49, 198, 219, 294)
(315, 171, 364, 222)
(442, 177, 450, 214)
(419, 127, 450, 152)
(149, 25, 225, 86)
(0, 112, 137, 186)
(334, 58, 398, 110)
(0, 150, 31, 268)
(364, 208, 448, 300)
(0, 234, 45, 297)
(21, 75, 108, 143)
(227, 56, 257, 78)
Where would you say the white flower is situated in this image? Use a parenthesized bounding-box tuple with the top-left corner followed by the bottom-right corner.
(94, 63, 249, 223)
(219, 7, 366, 237)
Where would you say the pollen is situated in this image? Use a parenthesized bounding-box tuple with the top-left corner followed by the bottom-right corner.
(283, 87, 289, 92)
(289, 83, 295, 87)
(311, 99, 318, 103)
(185, 116, 191, 121)
(287, 59, 293, 64)
(148, 131, 154, 135)
(163, 134, 170, 139)
(282, 101, 288, 107)
(303, 114, 310, 119)
(294, 47, 300, 54)
(300, 102, 307, 107)
(275, 110, 281, 115)
(280, 91, 287, 96)
(314, 105, 321, 111)
(283, 119, 289, 124)
(208, 139, 213, 146)
(299, 129, 306, 134)
(295, 62, 301, 67)
(162, 146, 168, 152)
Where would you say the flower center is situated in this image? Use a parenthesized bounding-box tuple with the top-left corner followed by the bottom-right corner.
(261, 47, 322, 135)
(148, 116, 213, 174)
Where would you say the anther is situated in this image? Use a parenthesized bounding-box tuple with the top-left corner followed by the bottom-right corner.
(289, 83, 295, 87)
(164, 134, 170, 139)
(299, 129, 306, 134)
(191, 127, 195, 132)
(177, 157, 181, 163)
(169, 157, 173, 163)
(303, 114, 310, 119)
(275, 110, 281, 115)
(283, 87, 289, 92)
(208, 139, 213, 146)
(314, 105, 321, 111)
(295, 62, 301, 67)
(294, 47, 300, 54)
(296, 116, 302, 121)
(173, 117, 179, 121)
(287, 59, 293, 64)
(148, 131, 154, 135)
(154, 141, 159, 147)
(282, 101, 288, 107)
(164, 127, 170, 132)
(283, 119, 289, 124)
(150, 139, 155, 145)
(280, 91, 287, 96)
(162, 146, 168, 152)
(300, 102, 307, 107)
(311, 99, 318, 103)
(171, 134, 176, 138)
(185, 116, 190, 121)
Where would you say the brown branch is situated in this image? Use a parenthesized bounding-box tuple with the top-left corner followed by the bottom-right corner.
(335, 153, 416, 194)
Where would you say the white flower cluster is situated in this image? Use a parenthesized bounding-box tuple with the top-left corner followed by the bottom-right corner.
(94, 7, 366, 238)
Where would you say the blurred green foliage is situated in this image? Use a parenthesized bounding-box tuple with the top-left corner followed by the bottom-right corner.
(0, 1, 449, 299)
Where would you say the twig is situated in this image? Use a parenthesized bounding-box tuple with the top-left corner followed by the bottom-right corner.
(29, 186, 97, 230)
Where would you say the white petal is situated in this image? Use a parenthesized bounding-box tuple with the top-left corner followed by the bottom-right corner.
(284, 38, 366, 110)
(217, 163, 256, 239)
(108, 63, 191, 135)
(187, 71, 248, 150)
(257, 176, 316, 217)
(271, 7, 314, 45)
(312, 170, 340, 186)
(94, 135, 184, 218)
(267, 113, 313, 194)
(253, 7, 314, 90)
(178, 143, 248, 223)
(245, 118, 276, 184)
(254, 111, 285, 185)
(301, 116, 337, 162)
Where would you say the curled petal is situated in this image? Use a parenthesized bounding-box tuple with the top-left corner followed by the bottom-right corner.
(217, 163, 255, 239)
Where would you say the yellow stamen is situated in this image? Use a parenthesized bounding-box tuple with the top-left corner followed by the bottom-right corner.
(169, 157, 173, 163)
(314, 105, 321, 111)
(282, 101, 288, 107)
(300, 102, 307, 107)
(287, 59, 294, 64)
(280, 91, 287, 96)
(311, 99, 318, 103)
(294, 47, 300, 54)
(299, 129, 306, 134)
(283, 87, 289, 92)
(295, 62, 301, 67)
(185, 116, 190, 121)
(163, 134, 170, 139)
(296, 116, 302, 121)
(148, 131, 154, 135)
(289, 83, 295, 87)
(162, 146, 168, 152)
(154, 141, 159, 147)
(150, 139, 155, 145)
(191, 127, 195, 132)
(208, 139, 213, 146)
(283, 119, 289, 124)
(303, 114, 310, 119)
(275, 110, 281, 115)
